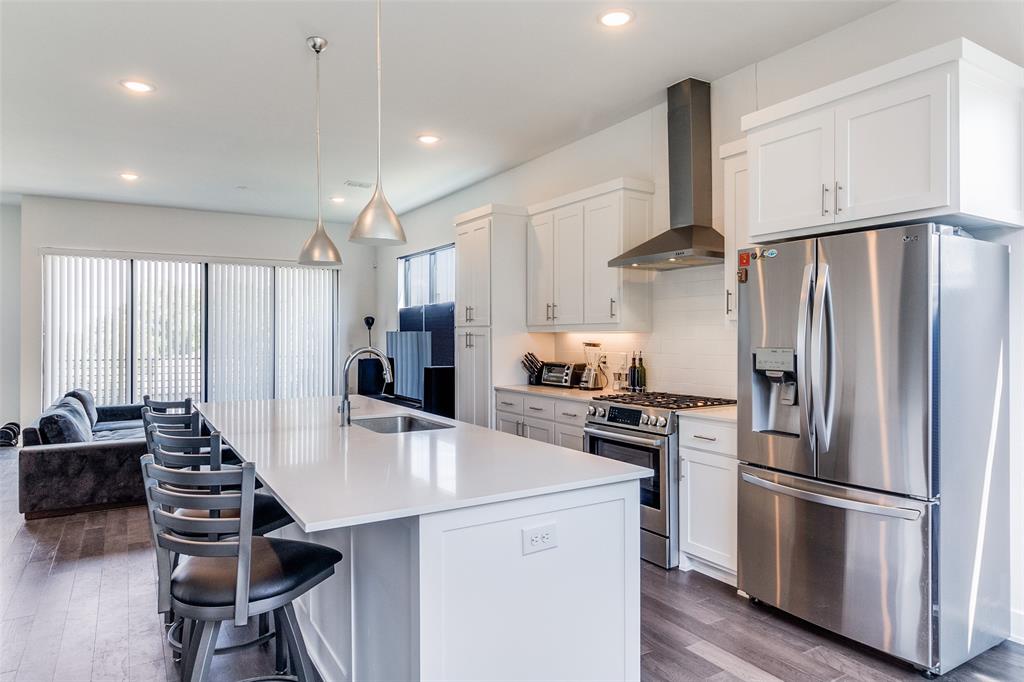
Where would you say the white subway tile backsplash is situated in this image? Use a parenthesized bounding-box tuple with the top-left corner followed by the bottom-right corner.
(554, 265, 738, 399)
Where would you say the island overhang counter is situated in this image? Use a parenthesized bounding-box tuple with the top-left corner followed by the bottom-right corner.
(198, 395, 650, 682)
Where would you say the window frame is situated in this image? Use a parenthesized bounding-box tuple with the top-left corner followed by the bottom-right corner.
(398, 242, 454, 308)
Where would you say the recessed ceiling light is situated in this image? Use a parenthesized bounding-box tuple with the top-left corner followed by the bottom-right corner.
(330, 196, 345, 204)
(119, 80, 155, 93)
(668, 257, 677, 262)
(599, 9, 634, 27)
(417, 134, 440, 145)
(631, 263, 639, 267)
(120, 172, 139, 181)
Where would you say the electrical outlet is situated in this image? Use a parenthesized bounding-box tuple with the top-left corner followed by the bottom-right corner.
(521, 522, 558, 556)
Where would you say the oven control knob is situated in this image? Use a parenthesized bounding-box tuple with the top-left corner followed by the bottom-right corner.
(639, 414, 650, 425)
(586, 405, 596, 416)
(655, 416, 668, 427)
(596, 408, 606, 417)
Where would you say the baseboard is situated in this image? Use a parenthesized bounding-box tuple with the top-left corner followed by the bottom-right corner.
(24, 499, 145, 520)
(678, 552, 737, 587)
(1011, 606, 1024, 645)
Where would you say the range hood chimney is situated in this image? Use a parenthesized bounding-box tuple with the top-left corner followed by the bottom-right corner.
(609, 78, 724, 270)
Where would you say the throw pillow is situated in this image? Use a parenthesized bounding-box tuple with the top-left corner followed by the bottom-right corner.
(65, 388, 99, 426)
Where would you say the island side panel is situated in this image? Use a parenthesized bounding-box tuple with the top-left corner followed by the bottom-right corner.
(417, 480, 641, 681)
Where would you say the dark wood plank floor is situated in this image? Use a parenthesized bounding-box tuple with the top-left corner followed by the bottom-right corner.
(2, 446, 1022, 681)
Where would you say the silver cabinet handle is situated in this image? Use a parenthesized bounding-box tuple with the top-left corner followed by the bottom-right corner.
(692, 434, 717, 442)
(500, 401, 515, 407)
(545, 303, 552, 321)
(821, 183, 830, 216)
(528, 406, 544, 412)
(725, 290, 732, 315)
(740, 472, 922, 520)
(465, 305, 470, 322)
(609, 297, 616, 318)
(835, 181, 843, 214)
(517, 420, 524, 437)
(679, 456, 686, 480)
(468, 305, 474, 322)
(551, 302, 557, 320)
(561, 412, 578, 418)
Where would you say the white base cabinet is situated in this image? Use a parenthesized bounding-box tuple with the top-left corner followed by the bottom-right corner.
(677, 415, 738, 579)
(494, 389, 588, 452)
(742, 38, 1024, 243)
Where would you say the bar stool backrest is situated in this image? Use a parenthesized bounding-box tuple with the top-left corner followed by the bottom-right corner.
(142, 408, 202, 454)
(147, 427, 224, 471)
(143, 395, 193, 414)
(140, 453, 256, 625)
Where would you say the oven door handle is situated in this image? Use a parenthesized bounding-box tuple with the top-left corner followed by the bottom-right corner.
(583, 427, 665, 448)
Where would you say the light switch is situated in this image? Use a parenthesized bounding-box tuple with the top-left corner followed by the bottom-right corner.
(521, 522, 558, 555)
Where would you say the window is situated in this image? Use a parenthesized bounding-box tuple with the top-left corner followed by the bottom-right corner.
(41, 253, 339, 407)
(399, 244, 454, 308)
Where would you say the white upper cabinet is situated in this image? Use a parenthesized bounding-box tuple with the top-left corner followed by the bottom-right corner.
(455, 217, 491, 326)
(526, 211, 555, 327)
(720, 141, 749, 321)
(742, 39, 1024, 242)
(526, 178, 653, 332)
(552, 204, 584, 325)
(747, 109, 835, 236)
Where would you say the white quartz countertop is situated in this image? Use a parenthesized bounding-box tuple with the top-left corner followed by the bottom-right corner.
(675, 405, 737, 423)
(494, 384, 622, 402)
(198, 396, 650, 533)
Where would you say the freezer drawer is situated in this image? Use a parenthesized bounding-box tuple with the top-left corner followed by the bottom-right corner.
(737, 465, 935, 670)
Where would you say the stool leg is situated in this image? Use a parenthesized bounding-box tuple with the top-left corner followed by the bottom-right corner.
(181, 619, 200, 682)
(189, 620, 221, 682)
(273, 609, 289, 675)
(279, 603, 314, 682)
(258, 612, 269, 642)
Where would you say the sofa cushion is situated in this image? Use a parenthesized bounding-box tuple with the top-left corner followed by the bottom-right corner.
(38, 398, 93, 444)
(92, 427, 146, 442)
(65, 389, 99, 426)
(92, 419, 145, 433)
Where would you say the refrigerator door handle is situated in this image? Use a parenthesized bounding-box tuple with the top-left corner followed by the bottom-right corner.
(811, 263, 836, 452)
(796, 263, 815, 447)
(740, 472, 922, 521)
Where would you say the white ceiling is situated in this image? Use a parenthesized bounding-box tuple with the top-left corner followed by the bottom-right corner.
(1, 0, 890, 222)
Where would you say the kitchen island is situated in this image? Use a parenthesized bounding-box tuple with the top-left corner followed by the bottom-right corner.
(198, 395, 649, 682)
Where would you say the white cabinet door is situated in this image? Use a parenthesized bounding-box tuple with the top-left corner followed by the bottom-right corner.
(495, 411, 521, 437)
(521, 416, 554, 444)
(455, 225, 473, 325)
(455, 219, 491, 326)
(722, 151, 748, 321)
(552, 204, 584, 325)
(554, 423, 585, 451)
(583, 193, 623, 324)
(526, 211, 555, 327)
(455, 328, 491, 427)
(747, 109, 835, 239)
(834, 68, 951, 222)
(679, 448, 738, 571)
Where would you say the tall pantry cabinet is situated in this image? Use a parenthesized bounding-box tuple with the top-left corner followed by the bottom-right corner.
(454, 205, 549, 427)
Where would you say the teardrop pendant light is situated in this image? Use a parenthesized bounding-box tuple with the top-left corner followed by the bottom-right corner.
(349, 0, 407, 245)
(298, 36, 343, 266)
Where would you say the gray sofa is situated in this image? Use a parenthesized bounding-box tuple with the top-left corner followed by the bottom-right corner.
(19, 389, 148, 519)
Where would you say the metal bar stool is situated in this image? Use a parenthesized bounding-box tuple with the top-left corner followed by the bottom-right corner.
(147, 427, 294, 672)
(140, 455, 341, 681)
(143, 395, 194, 414)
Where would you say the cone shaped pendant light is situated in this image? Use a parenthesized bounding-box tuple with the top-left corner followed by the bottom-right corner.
(349, 0, 406, 245)
(298, 36, 343, 266)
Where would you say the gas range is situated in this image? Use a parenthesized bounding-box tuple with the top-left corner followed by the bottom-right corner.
(585, 392, 737, 435)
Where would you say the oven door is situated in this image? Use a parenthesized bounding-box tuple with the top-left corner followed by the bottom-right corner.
(583, 423, 669, 536)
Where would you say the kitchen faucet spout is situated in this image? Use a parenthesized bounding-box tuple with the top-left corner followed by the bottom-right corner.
(340, 346, 393, 426)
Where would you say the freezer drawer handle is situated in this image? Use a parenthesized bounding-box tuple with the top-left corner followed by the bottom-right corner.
(740, 472, 922, 521)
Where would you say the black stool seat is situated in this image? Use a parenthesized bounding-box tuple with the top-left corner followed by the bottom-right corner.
(173, 492, 292, 534)
(171, 537, 342, 608)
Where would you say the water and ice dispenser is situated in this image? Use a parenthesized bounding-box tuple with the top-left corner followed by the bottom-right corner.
(750, 347, 801, 437)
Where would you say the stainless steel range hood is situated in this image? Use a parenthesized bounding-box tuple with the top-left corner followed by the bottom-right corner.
(609, 78, 724, 270)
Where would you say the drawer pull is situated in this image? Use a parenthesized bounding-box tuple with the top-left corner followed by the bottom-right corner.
(528, 406, 545, 412)
(692, 434, 718, 442)
(561, 412, 578, 418)
(500, 401, 515, 407)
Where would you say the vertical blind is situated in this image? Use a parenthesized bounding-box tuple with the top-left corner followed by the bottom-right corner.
(42, 255, 130, 406)
(274, 266, 335, 399)
(399, 244, 455, 307)
(41, 254, 339, 408)
(208, 263, 275, 402)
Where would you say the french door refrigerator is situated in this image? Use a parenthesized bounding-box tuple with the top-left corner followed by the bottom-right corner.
(736, 223, 1009, 676)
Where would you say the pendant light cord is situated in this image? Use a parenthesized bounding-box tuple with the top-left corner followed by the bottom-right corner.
(314, 47, 324, 228)
(376, 0, 382, 183)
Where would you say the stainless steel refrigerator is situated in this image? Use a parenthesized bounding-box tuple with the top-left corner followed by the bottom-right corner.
(736, 223, 1009, 676)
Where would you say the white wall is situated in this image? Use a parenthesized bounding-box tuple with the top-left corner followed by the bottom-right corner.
(0, 204, 21, 424)
(18, 196, 376, 424)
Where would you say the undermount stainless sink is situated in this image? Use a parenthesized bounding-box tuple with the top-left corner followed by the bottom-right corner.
(352, 414, 453, 434)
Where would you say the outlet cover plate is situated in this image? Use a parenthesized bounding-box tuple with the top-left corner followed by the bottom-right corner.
(521, 522, 558, 556)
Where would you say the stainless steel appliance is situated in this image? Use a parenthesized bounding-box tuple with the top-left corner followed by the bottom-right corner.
(539, 362, 585, 387)
(737, 223, 1009, 676)
(585, 392, 736, 568)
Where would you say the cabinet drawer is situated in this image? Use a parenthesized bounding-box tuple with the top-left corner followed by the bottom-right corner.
(494, 392, 524, 415)
(678, 418, 736, 456)
(554, 400, 587, 427)
(523, 395, 555, 421)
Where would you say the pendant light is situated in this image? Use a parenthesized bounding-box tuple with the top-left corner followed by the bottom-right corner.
(298, 36, 343, 266)
(349, 0, 407, 245)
